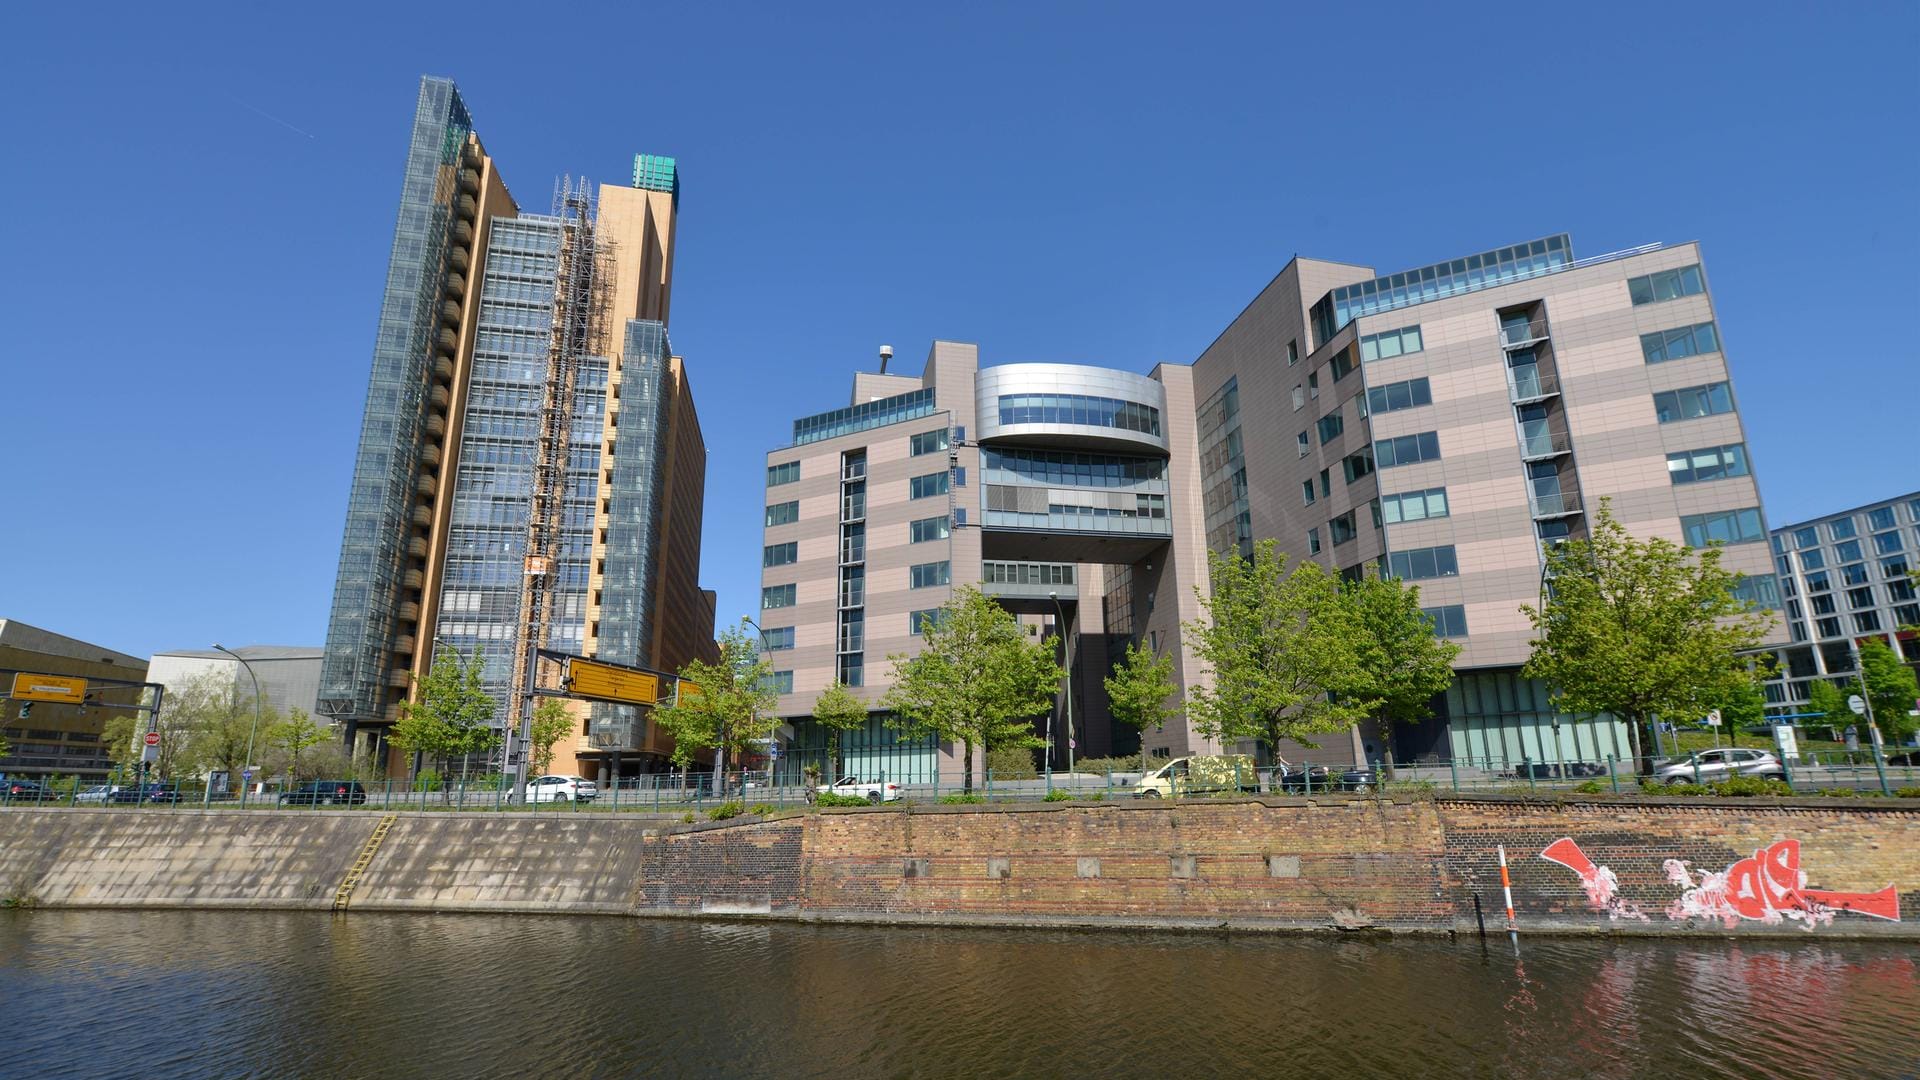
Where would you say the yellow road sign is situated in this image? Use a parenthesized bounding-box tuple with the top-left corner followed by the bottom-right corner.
(11, 672, 87, 704)
(566, 659, 661, 706)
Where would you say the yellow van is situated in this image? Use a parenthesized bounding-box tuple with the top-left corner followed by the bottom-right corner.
(1133, 754, 1259, 797)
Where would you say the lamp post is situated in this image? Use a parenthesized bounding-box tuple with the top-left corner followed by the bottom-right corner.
(738, 614, 769, 794)
(1048, 592, 1074, 779)
(212, 645, 263, 799)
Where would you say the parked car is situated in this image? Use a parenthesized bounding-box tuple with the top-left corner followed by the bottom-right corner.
(1134, 755, 1259, 798)
(524, 775, 597, 803)
(3, 778, 59, 802)
(1653, 748, 1783, 784)
(1273, 761, 1376, 794)
(108, 783, 180, 804)
(278, 780, 368, 806)
(814, 776, 902, 804)
(74, 785, 121, 804)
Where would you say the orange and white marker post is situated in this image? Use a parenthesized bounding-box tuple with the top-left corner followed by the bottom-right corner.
(1498, 845, 1517, 931)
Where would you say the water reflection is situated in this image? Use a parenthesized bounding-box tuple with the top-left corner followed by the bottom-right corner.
(0, 912, 1914, 1079)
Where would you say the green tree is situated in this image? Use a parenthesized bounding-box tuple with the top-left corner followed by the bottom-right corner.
(1858, 637, 1920, 745)
(1103, 640, 1179, 774)
(1183, 540, 1373, 756)
(390, 648, 499, 786)
(882, 586, 1061, 792)
(102, 684, 207, 781)
(267, 709, 329, 783)
(810, 681, 868, 780)
(169, 669, 264, 783)
(652, 623, 777, 789)
(1709, 675, 1769, 740)
(528, 698, 577, 775)
(1806, 679, 1854, 735)
(1341, 573, 1461, 764)
(1520, 499, 1776, 770)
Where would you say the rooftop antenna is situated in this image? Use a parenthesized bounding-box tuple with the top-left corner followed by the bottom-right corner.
(878, 344, 893, 374)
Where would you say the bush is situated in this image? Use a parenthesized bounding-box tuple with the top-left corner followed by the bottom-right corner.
(985, 746, 1038, 781)
(748, 804, 774, 815)
(1086, 791, 1106, 802)
(1820, 788, 1859, 798)
(1065, 756, 1142, 776)
(938, 793, 986, 805)
(1043, 789, 1073, 802)
(679, 812, 696, 823)
(1710, 776, 1794, 798)
(1643, 781, 1710, 796)
(813, 792, 871, 808)
(1895, 787, 1920, 799)
(414, 769, 444, 793)
(1571, 779, 1609, 795)
(705, 800, 744, 821)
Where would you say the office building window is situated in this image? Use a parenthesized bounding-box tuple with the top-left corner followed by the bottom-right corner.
(909, 609, 947, 635)
(1317, 411, 1345, 444)
(1387, 545, 1460, 581)
(1343, 448, 1375, 484)
(759, 627, 795, 651)
(1640, 322, 1721, 364)
(1847, 586, 1876, 610)
(1816, 617, 1841, 638)
(909, 516, 951, 544)
(997, 393, 1160, 436)
(1800, 548, 1826, 571)
(910, 561, 951, 589)
(1374, 431, 1441, 468)
(1883, 556, 1911, 580)
(765, 501, 799, 527)
(1898, 604, 1920, 627)
(1307, 527, 1322, 554)
(1730, 575, 1782, 611)
(767, 671, 794, 694)
(1892, 579, 1917, 603)
(1422, 604, 1469, 638)
(1680, 508, 1765, 548)
(1381, 487, 1449, 524)
(1301, 480, 1316, 506)
(762, 584, 797, 609)
(763, 542, 798, 567)
(910, 472, 949, 499)
(1666, 443, 1749, 484)
(1292, 385, 1305, 410)
(1854, 611, 1882, 633)
(1329, 511, 1358, 546)
(1874, 530, 1905, 555)
(1309, 372, 1319, 398)
(1627, 264, 1705, 305)
(1297, 432, 1310, 457)
(1811, 593, 1837, 616)
(1359, 324, 1424, 362)
(1829, 517, 1857, 541)
(767, 462, 800, 486)
(1367, 377, 1433, 414)
(1792, 526, 1819, 549)
(1287, 339, 1299, 366)
(1868, 506, 1897, 531)
(1653, 382, 1735, 423)
(910, 428, 950, 456)
(1836, 539, 1863, 563)
(835, 654, 863, 688)
(1842, 562, 1870, 586)
(1319, 469, 1331, 498)
(1329, 346, 1357, 383)
(1806, 570, 1831, 593)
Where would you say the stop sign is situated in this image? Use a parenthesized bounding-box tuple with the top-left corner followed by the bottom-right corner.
(143, 731, 161, 747)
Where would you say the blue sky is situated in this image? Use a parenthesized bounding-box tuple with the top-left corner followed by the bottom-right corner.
(3, 1, 1916, 659)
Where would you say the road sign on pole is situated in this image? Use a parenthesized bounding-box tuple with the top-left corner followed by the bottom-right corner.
(1848, 694, 1867, 716)
(10, 672, 87, 703)
(1705, 709, 1722, 727)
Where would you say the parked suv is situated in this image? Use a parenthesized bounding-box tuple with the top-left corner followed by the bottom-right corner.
(1653, 748, 1783, 785)
(279, 780, 368, 806)
(524, 775, 597, 803)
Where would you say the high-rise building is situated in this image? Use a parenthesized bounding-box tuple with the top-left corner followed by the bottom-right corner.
(1765, 492, 1920, 709)
(320, 77, 713, 780)
(761, 234, 1783, 778)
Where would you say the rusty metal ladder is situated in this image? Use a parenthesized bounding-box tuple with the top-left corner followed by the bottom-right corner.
(332, 814, 397, 912)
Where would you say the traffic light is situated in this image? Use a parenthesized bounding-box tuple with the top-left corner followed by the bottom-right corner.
(17, 702, 29, 719)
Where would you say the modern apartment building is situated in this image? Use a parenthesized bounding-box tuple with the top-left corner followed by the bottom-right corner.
(1766, 492, 1920, 709)
(763, 233, 1782, 777)
(320, 76, 714, 780)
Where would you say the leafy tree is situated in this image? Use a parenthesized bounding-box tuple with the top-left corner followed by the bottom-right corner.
(1806, 679, 1854, 735)
(103, 681, 211, 781)
(1858, 637, 1920, 745)
(882, 586, 1060, 792)
(1341, 573, 1461, 763)
(167, 669, 265, 783)
(267, 709, 330, 782)
(390, 648, 499, 785)
(1183, 540, 1373, 756)
(1520, 500, 1777, 770)
(1709, 675, 1769, 738)
(1103, 640, 1179, 774)
(810, 681, 868, 780)
(652, 623, 777, 790)
(528, 698, 577, 775)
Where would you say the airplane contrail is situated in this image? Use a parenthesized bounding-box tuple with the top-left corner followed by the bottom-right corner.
(230, 96, 317, 140)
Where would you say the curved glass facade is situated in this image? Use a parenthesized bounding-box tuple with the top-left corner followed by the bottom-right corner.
(995, 393, 1160, 437)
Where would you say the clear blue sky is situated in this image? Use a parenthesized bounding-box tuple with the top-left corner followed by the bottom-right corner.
(4, 1, 1915, 660)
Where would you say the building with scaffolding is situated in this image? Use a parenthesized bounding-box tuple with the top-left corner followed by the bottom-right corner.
(320, 77, 714, 780)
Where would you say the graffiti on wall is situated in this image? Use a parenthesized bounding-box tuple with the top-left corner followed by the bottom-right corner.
(1539, 838, 1901, 929)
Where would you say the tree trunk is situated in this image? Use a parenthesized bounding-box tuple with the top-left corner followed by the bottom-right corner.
(1627, 714, 1650, 776)
(962, 739, 974, 793)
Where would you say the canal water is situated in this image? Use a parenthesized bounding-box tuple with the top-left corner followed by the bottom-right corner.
(0, 912, 1914, 1079)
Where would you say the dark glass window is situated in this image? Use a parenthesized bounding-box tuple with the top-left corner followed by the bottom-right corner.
(1387, 545, 1459, 581)
(1627, 264, 1705, 305)
(1366, 377, 1433, 414)
(767, 462, 800, 486)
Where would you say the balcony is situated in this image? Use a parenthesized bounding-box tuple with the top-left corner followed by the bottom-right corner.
(837, 583, 865, 609)
(1528, 486, 1584, 520)
(1507, 367, 1560, 405)
(1517, 427, 1572, 461)
(839, 495, 866, 523)
(1499, 319, 1550, 350)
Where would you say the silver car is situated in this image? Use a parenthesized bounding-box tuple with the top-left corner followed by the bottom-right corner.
(1653, 748, 1782, 784)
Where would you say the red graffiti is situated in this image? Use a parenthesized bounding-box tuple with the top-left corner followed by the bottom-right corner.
(1538, 837, 1902, 929)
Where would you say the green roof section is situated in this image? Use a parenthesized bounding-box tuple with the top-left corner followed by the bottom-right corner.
(632, 153, 679, 199)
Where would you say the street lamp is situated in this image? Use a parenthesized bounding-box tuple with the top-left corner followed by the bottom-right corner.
(1048, 592, 1074, 779)
(738, 614, 769, 793)
(212, 644, 263, 799)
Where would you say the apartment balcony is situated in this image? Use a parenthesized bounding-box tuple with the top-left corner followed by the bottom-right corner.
(459, 168, 480, 194)
(408, 535, 430, 558)
(449, 246, 469, 271)
(1507, 367, 1560, 405)
(456, 194, 477, 220)
(452, 219, 473, 247)
(441, 300, 462, 326)
(396, 601, 420, 623)
(387, 667, 411, 688)
(1499, 319, 1550, 350)
(1517, 428, 1572, 462)
(411, 503, 433, 527)
(839, 497, 866, 524)
(445, 272, 465, 299)
(837, 584, 865, 609)
(1528, 486, 1585, 520)
(432, 356, 455, 383)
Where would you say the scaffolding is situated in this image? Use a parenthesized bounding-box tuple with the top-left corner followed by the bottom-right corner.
(505, 177, 614, 783)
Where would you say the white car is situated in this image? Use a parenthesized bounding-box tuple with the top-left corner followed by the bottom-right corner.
(525, 775, 597, 803)
(815, 776, 903, 804)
